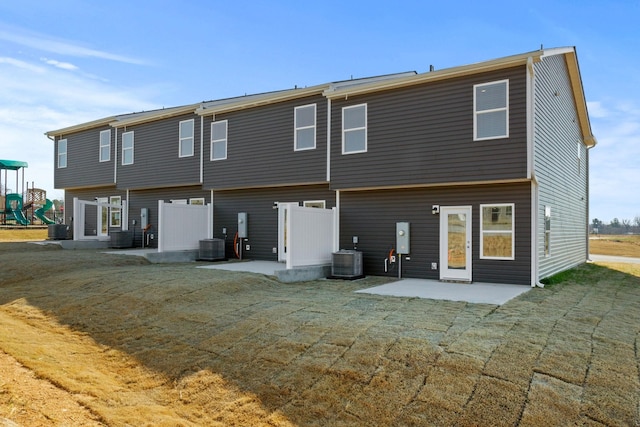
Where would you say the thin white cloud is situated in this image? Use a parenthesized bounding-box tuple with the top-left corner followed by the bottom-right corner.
(41, 57, 78, 71)
(0, 26, 147, 65)
(0, 55, 160, 198)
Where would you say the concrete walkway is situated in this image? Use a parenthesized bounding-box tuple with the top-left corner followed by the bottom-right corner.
(589, 254, 640, 264)
(198, 260, 283, 276)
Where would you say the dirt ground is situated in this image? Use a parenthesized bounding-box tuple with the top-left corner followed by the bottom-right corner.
(1, 242, 639, 426)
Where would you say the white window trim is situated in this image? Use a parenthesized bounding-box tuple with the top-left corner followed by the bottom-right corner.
(473, 79, 509, 141)
(342, 103, 367, 154)
(57, 138, 67, 168)
(294, 104, 317, 151)
(210, 120, 228, 161)
(480, 203, 515, 260)
(303, 200, 326, 208)
(122, 131, 134, 165)
(179, 119, 195, 158)
(99, 130, 111, 162)
(109, 195, 121, 228)
(189, 198, 205, 205)
(544, 206, 551, 257)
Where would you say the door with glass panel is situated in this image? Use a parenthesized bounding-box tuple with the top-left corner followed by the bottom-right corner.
(97, 197, 108, 237)
(439, 206, 472, 282)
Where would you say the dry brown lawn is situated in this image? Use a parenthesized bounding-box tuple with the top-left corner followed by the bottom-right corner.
(0, 240, 639, 425)
(0, 228, 48, 242)
(590, 234, 640, 258)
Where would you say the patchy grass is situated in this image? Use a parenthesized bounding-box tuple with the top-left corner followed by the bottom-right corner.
(0, 243, 639, 425)
(590, 234, 640, 257)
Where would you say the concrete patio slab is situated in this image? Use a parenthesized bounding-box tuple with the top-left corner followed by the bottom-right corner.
(356, 279, 531, 305)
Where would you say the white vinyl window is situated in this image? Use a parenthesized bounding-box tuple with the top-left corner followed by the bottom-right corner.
(211, 120, 228, 161)
(480, 203, 515, 260)
(179, 119, 194, 157)
(544, 206, 551, 257)
(474, 80, 509, 140)
(109, 195, 121, 228)
(342, 104, 367, 154)
(57, 138, 67, 168)
(122, 131, 134, 165)
(303, 200, 326, 208)
(99, 130, 111, 162)
(294, 104, 316, 151)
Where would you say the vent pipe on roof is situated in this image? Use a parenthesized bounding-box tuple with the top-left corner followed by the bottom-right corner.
(429, 65, 434, 72)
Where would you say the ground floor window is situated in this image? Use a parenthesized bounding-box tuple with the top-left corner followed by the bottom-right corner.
(480, 203, 514, 260)
(190, 198, 205, 205)
(544, 206, 551, 256)
(109, 196, 121, 227)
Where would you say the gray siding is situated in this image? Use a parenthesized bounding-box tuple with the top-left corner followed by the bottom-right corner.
(55, 126, 115, 189)
(339, 182, 532, 285)
(534, 55, 589, 279)
(330, 67, 528, 190)
(117, 113, 201, 190)
(212, 185, 335, 260)
(203, 94, 328, 190)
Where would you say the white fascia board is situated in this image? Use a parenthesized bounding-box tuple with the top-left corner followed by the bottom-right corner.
(196, 85, 328, 116)
(45, 116, 117, 137)
(111, 103, 201, 127)
(324, 50, 545, 99)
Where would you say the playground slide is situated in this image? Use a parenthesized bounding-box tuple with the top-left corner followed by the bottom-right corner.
(5, 193, 29, 225)
(8, 205, 29, 225)
(34, 199, 55, 224)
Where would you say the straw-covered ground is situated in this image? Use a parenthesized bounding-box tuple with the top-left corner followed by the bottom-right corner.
(0, 240, 639, 426)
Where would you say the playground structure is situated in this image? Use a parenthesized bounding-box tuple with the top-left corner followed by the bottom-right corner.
(1, 159, 57, 226)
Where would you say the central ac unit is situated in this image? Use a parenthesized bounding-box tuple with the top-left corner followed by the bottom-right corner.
(199, 238, 226, 261)
(331, 250, 363, 279)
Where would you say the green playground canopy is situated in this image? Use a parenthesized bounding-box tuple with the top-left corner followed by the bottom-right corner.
(0, 160, 28, 170)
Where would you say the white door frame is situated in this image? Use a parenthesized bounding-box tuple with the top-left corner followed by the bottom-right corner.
(277, 202, 298, 262)
(96, 197, 109, 237)
(439, 206, 472, 282)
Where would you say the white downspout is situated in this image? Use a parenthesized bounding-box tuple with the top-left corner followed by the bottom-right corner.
(200, 116, 204, 183)
(114, 127, 118, 184)
(527, 56, 544, 287)
(326, 98, 331, 182)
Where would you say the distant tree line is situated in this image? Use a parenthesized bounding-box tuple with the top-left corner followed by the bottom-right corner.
(590, 216, 640, 235)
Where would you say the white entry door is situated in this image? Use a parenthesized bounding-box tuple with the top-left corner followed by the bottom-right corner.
(439, 206, 472, 282)
(96, 197, 109, 237)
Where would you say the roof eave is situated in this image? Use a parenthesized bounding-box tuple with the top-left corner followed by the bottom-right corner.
(196, 85, 328, 116)
(561, 49, 597, 148)
(323, 50, 545, 99)
(46, 116, 117, 137)
(111, 103, 201, 127)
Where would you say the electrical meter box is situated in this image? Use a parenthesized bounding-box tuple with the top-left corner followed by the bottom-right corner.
(141, 208, 149, 229)
(396, 222, 410, 254)
(238, 212, 248, 238)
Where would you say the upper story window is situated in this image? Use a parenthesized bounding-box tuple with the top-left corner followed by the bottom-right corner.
(211, 120, 228, 161)
(474, 80, 509, 141)
(294, 104, 316, 151)
(480, 203, 515, 260)
(99, 130, 111, 162)
(342, 104, 367, 154)
(122, 131, 134, 165)
(179, 119, 194, 157)
(57, 138, 67, 168)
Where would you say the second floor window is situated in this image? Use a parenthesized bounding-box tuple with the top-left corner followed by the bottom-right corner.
(122, 131, 134, 165)
(179, 119, 194, 157)
(211, 120, 227, 161)
(294, 104, 316, 151)
(57, 139, 67, 168)
(99, 130, 111, 162)
(342, 104, 367, 154)
(474, 80, 509, 140)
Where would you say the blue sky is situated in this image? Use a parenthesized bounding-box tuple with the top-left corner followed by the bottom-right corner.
(0, 0, 638, 223)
